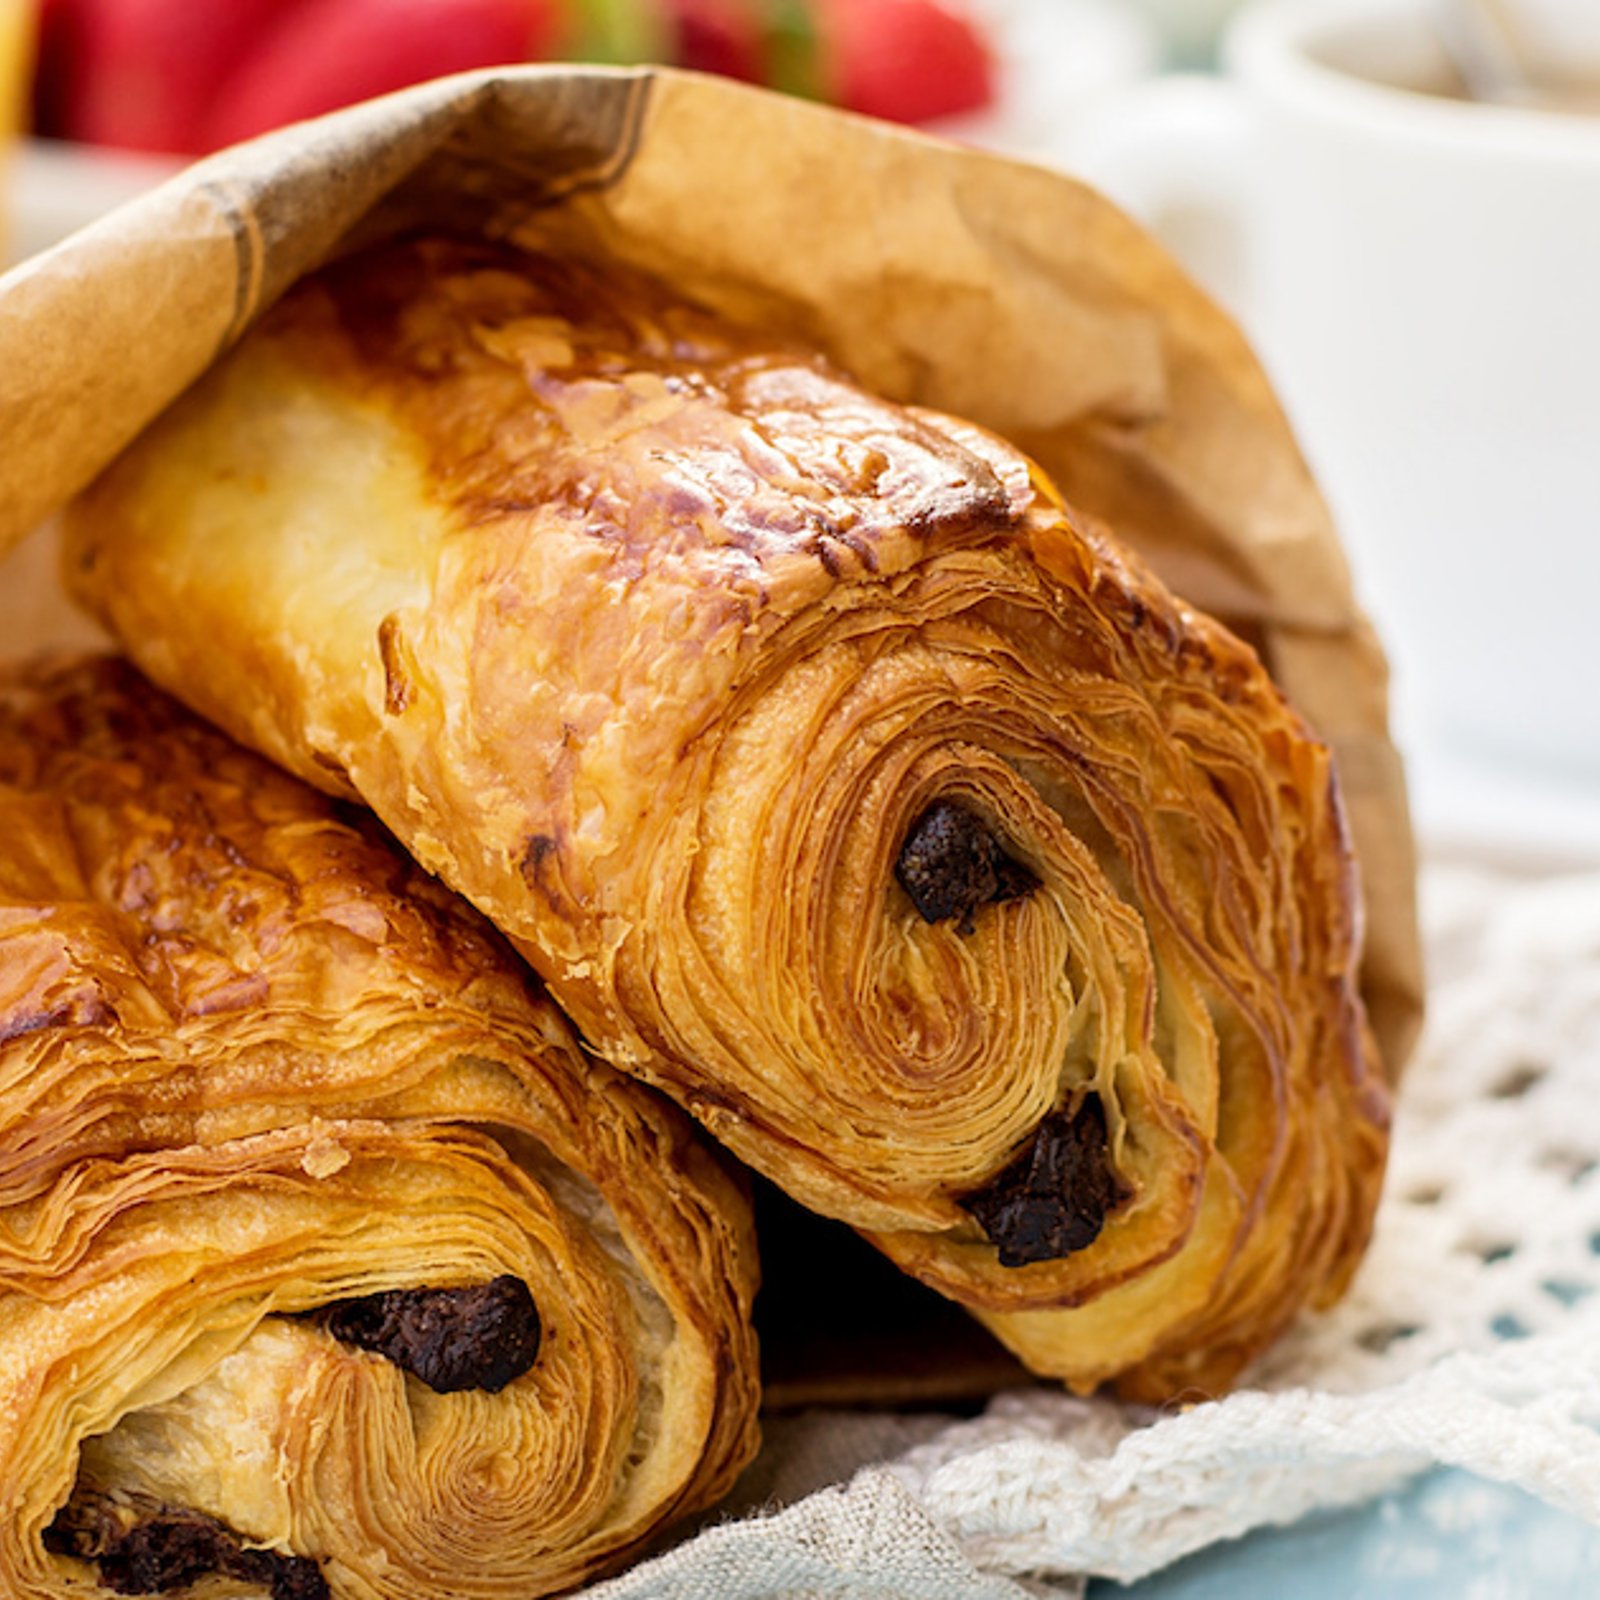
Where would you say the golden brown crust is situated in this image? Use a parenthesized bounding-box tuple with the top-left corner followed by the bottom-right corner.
(0, 654, 759, 1599)
(66, 237, 1389, 1397)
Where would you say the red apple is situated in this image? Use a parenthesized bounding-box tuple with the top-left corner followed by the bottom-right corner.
(203, 0, 559, 152)
(815, 0, 994, 125)
(58, 0, 309, 153)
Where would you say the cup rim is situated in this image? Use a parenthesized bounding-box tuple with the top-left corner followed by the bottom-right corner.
(1226, 0, 1600, 153)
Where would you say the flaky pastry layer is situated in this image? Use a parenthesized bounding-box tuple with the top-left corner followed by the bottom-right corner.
(0, 656, 759, 1599)
(66, 238, 1390, 1397)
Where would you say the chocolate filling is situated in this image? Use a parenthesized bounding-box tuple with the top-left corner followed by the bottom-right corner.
(962, 1096, 1121, 1267)
(894, 800, 1039, 934)
(45, 1500, 326, 1599)
(321, 1274, 542, 1394)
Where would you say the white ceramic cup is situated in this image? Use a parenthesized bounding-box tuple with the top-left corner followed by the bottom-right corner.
(1068, 0, 1600, 786)
(1123, 0, 1254, 65)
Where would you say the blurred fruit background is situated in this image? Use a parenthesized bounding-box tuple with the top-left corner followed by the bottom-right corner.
(6, 0, 1170, 267)
(0, 1, 30, 254)
(1, 3, 29, 137)
(1, 3, 26, 122)
(26, 0, 998, 156)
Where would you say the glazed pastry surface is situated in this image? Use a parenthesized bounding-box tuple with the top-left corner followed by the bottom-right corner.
(0, 655, 759, 1599)
(66, 238, 1390, 1397)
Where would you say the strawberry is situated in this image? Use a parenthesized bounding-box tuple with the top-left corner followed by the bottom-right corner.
(31, 0, 82, 136)
(760, 0, 825, 100)
(654, 0, 827, 100)
(54, 0, 307, 153)
(660, 0, 764, 82)
(814, 0, 994, 125)
(202, 0, 559, 152)
(558, 0, 666, 64)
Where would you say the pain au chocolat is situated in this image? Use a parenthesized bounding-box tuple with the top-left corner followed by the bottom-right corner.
(65, 235, 1391, 1400)
(0, 656, 758, 1599)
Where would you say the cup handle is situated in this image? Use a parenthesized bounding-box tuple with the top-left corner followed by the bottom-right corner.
(1062, 75, 1255, 316)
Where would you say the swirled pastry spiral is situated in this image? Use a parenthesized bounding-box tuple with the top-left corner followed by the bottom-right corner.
(0, 655, 758, 1599)
(65, 237, 1391, 1399)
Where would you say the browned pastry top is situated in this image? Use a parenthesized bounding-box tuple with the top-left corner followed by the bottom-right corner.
(66, 238, 1388, 1399)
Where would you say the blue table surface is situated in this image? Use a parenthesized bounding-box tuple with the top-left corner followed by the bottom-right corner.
(1088, 1469, 1600, 1597)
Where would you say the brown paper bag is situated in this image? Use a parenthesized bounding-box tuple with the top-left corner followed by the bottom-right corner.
(0, 65, 1422, 1400)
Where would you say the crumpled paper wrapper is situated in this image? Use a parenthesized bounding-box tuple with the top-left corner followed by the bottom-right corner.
(0, 66, 1423, 1396)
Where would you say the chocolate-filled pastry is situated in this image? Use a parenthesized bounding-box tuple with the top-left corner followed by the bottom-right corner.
(65, 237, 1390, 1398)
(0, 656, 759, 1599)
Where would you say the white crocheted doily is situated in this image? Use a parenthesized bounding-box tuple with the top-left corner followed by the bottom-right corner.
(589, 862, 1600, 1599)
